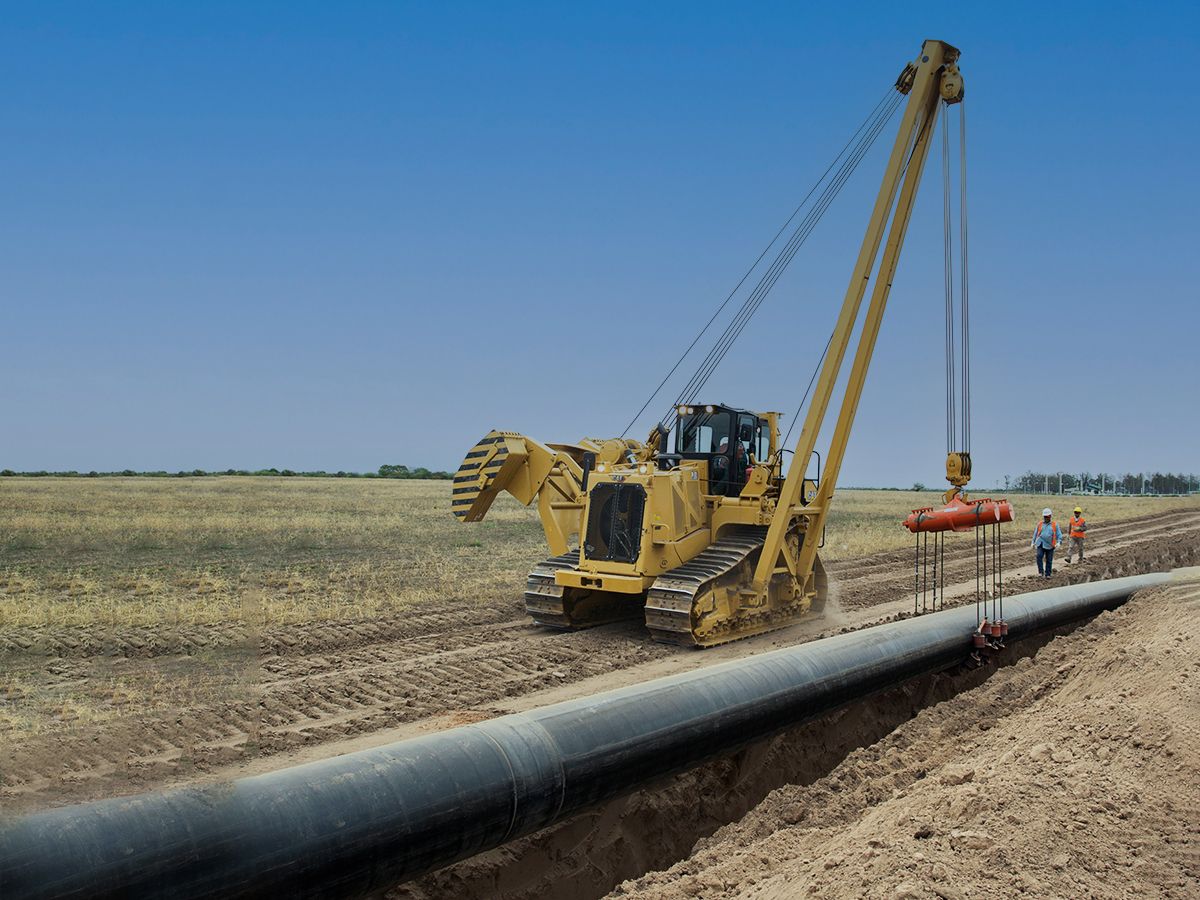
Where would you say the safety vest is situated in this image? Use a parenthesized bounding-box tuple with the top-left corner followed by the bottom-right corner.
(1033, 520, 1058, 549)
(1069, 516, 1086, 538)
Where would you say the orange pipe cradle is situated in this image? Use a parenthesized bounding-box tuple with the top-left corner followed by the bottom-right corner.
(902, 497, 1014, 533)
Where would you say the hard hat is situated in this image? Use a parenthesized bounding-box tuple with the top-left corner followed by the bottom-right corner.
(1042, 507, 1052, 517)
(1074, 506, 1082, 513)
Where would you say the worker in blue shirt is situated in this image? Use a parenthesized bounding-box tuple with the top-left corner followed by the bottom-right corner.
(1030, 507, 1062, 579)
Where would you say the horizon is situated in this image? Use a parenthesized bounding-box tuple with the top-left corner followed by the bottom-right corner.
(3, 467, 1197, 496)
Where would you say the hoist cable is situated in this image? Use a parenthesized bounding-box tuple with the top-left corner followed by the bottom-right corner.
(663, 90, 904, 434)
(667, 90, 902, 429)
(941, 105, 957, 455)
(959, 102, 971, 455)
(663, 89, 903, 434)
(618, 86, 898, 439)
(670, 112, 893, 423)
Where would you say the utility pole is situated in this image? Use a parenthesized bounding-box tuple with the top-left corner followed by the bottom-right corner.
(1044, 474, 1049, 494)
(1058, 472, 1063, 494)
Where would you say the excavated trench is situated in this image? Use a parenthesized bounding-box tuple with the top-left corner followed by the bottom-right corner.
(388, 535, 1200, 900)
(386, 619, 1093, 900)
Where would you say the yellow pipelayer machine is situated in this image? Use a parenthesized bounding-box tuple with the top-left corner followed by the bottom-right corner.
(454, 40, 967, 647)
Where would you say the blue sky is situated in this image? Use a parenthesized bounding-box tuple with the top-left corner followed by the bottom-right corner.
(3, 2, 1197, 487)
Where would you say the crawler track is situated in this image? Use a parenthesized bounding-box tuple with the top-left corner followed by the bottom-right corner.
(524, 551, 644, 630)
(646, 526, 827, 648)
(644, 527, 770, 647)
(523, 552, 580, 628)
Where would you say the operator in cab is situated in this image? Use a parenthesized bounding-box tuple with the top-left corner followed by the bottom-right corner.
(712, 436, 731, 489)
(711, 436, 749, 497)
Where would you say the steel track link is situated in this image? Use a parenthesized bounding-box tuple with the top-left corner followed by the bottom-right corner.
(523, 551, 583, 628)
(644, 527, 777, 648)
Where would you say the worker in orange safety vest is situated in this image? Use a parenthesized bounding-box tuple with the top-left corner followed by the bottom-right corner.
(1065, 506, 1087, 563)
(1030, 508, 1062, 578)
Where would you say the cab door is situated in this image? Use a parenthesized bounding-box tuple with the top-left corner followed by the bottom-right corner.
(731, 414, 758, 496)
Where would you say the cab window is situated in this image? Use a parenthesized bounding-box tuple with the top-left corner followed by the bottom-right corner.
(678, 410, 731, 455)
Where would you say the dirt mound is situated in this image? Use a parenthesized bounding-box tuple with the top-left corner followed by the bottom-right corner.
(609, 581, 1200, 899)
(390, 648, 1014, 900)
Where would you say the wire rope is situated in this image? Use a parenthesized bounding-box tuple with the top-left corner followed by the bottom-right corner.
(669, 93, 901, 422)
(941, 105, 956, 454)
(663, 90, 904, 433)
(618, 87, 898, 439)
(959, 101, 971, 454)
(779, 98, 929, 466)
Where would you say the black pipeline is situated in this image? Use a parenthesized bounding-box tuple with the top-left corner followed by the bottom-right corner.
(0, 572, 1174, 899)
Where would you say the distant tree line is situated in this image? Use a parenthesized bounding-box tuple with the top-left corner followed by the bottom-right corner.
(1006, 470, 1199, 496)
(0, 465, 453, 480)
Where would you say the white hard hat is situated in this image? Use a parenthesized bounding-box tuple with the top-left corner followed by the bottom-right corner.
(1042, 507, 1052, 517)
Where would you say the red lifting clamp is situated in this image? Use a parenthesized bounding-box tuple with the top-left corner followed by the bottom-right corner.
(972, 622, 989, 649)
(903, 497, 1014, 534)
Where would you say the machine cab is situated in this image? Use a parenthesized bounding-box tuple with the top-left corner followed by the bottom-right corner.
(673, 404, 771, 497)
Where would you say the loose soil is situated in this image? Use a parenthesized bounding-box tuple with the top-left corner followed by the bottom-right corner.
(2, 509, 1198, 819)
(604, 579, 1200, 900)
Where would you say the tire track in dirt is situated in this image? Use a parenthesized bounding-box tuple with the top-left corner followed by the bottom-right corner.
(0, 619, 671, 808)
(0, 602, 525, 660)
(388, 577, 1200, 900)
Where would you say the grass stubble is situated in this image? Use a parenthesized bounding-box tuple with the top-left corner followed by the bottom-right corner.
(1, 477, 1192, 628)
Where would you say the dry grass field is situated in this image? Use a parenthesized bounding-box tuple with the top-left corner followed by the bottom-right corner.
(1, 477, 1194, 629)
(0, 477, 537, 628)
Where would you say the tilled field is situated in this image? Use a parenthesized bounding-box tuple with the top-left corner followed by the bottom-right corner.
(2, 507, 1198, 826)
